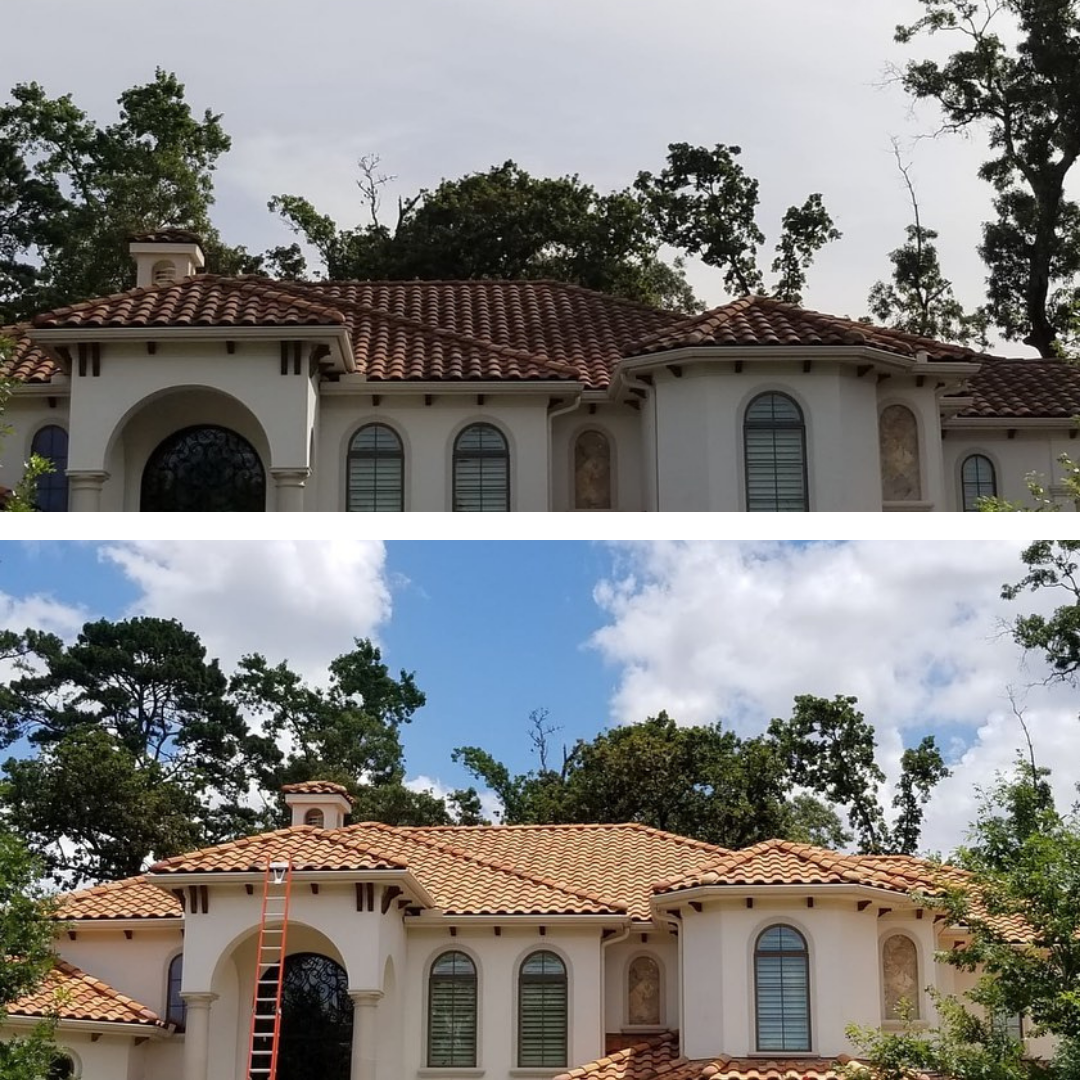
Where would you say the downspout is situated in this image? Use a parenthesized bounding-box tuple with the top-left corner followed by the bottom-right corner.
(547, 390, 584, 511)
(622, 374, 659, 512)
(600, 919, 633, 1056)
(655, 908, 684, 1056)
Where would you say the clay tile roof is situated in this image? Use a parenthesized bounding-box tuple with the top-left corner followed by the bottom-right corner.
(387, 823, 730, 920)
(146, 826, 409, 874)
(1, 325, 59, 382)
(30, 275, 347, 331)
(8, 960, 165, 1027)
(281, 780, 353, 802)
(961, 357, 1080, 418)
(556, 1030, 681, 1080)
(52, 875, 182, 920)
(625, 295, 987, 362)
(653, 838, 956, 898)
(129, 228, 205, 245)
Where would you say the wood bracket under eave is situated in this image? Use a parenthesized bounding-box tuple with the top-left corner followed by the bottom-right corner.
(877, 373, 891, 384)
(689, 901, 703, 913)
(1070, 429, 1078, 439)
(476, 393, 485, 406)
(124, 929, 133, 939)
(355, 882, 376, 912)
(857, 900, 872, 911)
(226, 340, 235, 355)
(146, 342, 157, 355)
(877, 907, 892, 918)
(668, 365, 683, 378)
(381, 886, 402, 914)
(856, 364, 872, 377)
(916, 375, 925, 387)
(638, 373, 653, 386)
(802, 359, 812, 373)
(424, 394, 434, 407)
(1008, 429, 1017, 439)
(629, 387, 647, 398)
(372, 394, 381, 407)
(734, 360, 744, 373)
(588, 403, 597, 415)
(624, 399, 640, 410)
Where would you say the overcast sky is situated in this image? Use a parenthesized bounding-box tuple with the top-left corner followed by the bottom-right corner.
(4, 539, 1079, 857)
(8, 0, 1055, 354)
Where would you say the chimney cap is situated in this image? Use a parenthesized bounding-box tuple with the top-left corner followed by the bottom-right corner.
(281, 780, 353, 805)
(129, 228, 206, 247)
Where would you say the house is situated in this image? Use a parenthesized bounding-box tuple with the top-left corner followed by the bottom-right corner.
(4, 231, 1080, 511)
(2, 781, 1051, 1080)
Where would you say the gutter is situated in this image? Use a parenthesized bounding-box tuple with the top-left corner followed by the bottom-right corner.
(3, 1016, 173, 1039)
(547, 391, 585, 509)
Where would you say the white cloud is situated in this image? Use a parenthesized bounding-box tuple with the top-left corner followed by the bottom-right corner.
(99, 540, 391, 682)
(591, 540, 1080, 852)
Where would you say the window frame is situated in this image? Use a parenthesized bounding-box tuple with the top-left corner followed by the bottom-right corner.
(165, 953, 186, 1030)
(29, 424, 69, 512)
(517, 948, 569, 1068)
(754, 923, 811, 1054)
(960, 452, 998, 511)
(346, 422, 405, 512)
(427, 948, 479, 1068)
(452, 422, 511, 512)
(742, 391, 809, 512)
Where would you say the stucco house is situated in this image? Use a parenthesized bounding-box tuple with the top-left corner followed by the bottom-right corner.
(4, 231, 1080, 511)
(3, 781, 1047, 1080)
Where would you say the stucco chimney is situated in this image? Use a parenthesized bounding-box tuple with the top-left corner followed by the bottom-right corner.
(129, 228, 206, 289)
(281, 781, 353, 829)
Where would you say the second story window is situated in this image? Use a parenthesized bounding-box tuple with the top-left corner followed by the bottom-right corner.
(744, 393, 808, 512)
(627, 955, 661, 1026)
(518, 950, 567, 1067)
(166, 954, 186, 1029)
(453, 423, 509, 512)
(347, 424, 404, 511)
(961, 454, 997, 511)
(755, 924, 810, 1052)
(30, 426, 69, 512)
(428, 951, 478, 1067)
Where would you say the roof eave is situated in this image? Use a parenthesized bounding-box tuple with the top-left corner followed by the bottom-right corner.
(944, 415, 1080, 429)
(50, 916, 184, 930)
(652, 883, 940, 907)
(320, 378, 582, 396)
(405, 911, 628, 926)
(3, 1015, 170, 1037)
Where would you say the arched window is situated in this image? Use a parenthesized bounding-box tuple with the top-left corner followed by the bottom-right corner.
(879, 404, 922, 501)
(141, 425, 265, 512)
(755, 925, 810, 1052)
(882, 934, 920, 1021)
(744, 393, 808, 512)
(166, 955, 185, 1029)
(48, 1053, 76, 1079)
(961, 454, 997, 511)
(627, 955, 661, 1026)
(574, 430, 612, 510)
(518, 950, 567, 1067)
(254, 953, 352, 1080)
(453, 424, 509, 512)
(304, 808, 325, 828)
(347, 424, 404, 511)
(428, 951, 478, 1067)
(30, 426, 68, 512)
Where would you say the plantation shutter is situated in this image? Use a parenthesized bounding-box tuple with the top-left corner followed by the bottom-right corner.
(744, 393, 808, 512)
(453, 424, 509, 511)
(518, 951, 567, 1067)
(428, 951, 477, 1067)
(755, 925, 810, 1052)
(347, 424, 404, 512)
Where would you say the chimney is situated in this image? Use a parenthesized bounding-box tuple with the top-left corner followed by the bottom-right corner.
(281, 781, 353, 829)
(129, 229, 206, 289)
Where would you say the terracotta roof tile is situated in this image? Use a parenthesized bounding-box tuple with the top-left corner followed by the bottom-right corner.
(654, 839, 957, 898)
(129, 229, 204, 245)
(960, 357, 1080, 419)
(53, 875, 181, 920)
(1, 325, 58, 382)
(8, 960, 165, 1027)
(281, 780, 353, 801)
(557, 1030, 680, 1080)
(625, 295, 986, 362)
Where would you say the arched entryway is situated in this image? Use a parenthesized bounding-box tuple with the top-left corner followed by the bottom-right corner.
(254, 952, 352, 1080)
(141, 425, 266, 511)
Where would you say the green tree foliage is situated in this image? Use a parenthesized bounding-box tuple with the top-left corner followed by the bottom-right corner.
(0, 828, 62, 1079)
(269, 158, 702, 312)
(634, 143, 841, 304)
(454, 710, 850, 849)
(894, 0, 1080, 357)
(767, 694, 949, 854)
(0, 70, 254, 322)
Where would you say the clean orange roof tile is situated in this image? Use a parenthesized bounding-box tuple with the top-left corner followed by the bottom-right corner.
(53, 876, 182, 920)
(9, 961, 165, 1027)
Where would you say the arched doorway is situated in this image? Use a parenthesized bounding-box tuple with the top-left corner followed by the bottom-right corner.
(253, 953, 352, 1080)
(141, 425, 265, 511)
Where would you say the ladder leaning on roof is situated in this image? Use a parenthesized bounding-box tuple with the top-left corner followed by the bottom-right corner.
(246, 860, 293, 1080)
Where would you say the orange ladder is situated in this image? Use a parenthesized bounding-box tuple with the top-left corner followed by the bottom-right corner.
(246, 860, 293, 1080)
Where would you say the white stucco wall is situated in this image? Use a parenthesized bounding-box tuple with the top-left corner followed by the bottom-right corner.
(549, 404, 645, 512)
(602, 934, 679, 1034)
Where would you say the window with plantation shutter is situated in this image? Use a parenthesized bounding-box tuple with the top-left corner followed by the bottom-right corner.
(961, 454, 996, 511)
(744, 393, 808, 512)
(453, 423, 509, 511)
(30, 425, 69, 511)
(347, 423, 404, 511)
(755, 925, 810, 1052)
(518, 950, 567, 1067)
(428, 951, 477, 1067)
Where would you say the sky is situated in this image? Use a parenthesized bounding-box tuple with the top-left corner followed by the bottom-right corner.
(7, 0, 1065, 355)
(3, 538, 1080, 856)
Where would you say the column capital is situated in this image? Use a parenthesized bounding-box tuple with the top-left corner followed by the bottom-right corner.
(180, 991, 219, 1007)
(66, 470, 110, 486)
(270, 468, 311, 485)
(348, 989, 383, 1007)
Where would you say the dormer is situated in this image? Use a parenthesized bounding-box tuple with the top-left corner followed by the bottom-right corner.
(129, 229, 206, 289)
(281, 780, 353, 829)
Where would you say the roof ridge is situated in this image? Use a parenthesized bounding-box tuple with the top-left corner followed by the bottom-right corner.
(147, 824, 315, 872)
(348, 823, 626, 912)
(227, 276, 348, 325)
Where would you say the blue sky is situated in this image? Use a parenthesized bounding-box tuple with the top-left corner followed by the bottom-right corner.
(2, 538, 1078, 851)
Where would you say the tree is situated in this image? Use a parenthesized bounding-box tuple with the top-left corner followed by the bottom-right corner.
(634, 142, 841, 304)
(767, 694, 949, 855)
(0, 827, 62, 1079)
(270, 158, 702, 312)
(894, 0, 1080, 357)
(866, 146, 989, 346)
(454, 710, 850, 849)
(0, 70, 255, 322)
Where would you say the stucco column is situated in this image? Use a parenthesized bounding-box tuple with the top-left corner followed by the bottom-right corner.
(66, 470, 109, 512)
(349, 990, 383, 1080)
(180, 992, 217, 1080)
(271, 468, 310, 512)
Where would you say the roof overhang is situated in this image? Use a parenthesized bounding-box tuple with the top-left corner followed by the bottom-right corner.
(51, 917, 184, 932)
(319, 378, 582, 397)
(28, 325, 356, 375)
(652, 883, 943, 909)
(404, 912, 627, 927)
(3, 1015, 171, 1039)
(944, 416, 1080, 431)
